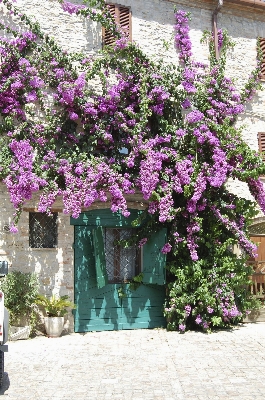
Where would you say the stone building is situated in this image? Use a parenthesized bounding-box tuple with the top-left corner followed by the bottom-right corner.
(0, 0, 265, 332)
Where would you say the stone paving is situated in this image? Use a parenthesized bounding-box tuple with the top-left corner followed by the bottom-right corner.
(0, 323, 265, 399)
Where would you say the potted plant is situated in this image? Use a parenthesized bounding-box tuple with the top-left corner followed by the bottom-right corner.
(0, 271, 39, 339)
(36, 294, 76, 337)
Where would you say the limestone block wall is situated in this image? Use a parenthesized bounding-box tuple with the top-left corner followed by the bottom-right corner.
(0, 182, 75, 330)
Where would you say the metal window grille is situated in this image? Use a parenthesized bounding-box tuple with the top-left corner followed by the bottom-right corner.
(103, 228, 140, 283)
(29, 212, 58, 248)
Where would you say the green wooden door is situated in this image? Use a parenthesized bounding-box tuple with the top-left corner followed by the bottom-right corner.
(73, 210, 167, 332)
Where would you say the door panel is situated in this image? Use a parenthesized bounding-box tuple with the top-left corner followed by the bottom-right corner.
(74, 226, 166, 332)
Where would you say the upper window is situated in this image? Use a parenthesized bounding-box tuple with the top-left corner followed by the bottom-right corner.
(259, 38, 265, 80)
(29, 212, 58, 248)
(102, 3, 132, 47)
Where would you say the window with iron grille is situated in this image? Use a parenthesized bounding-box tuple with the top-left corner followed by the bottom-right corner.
(29, 212, 58, 248)
(71, 209, 167, 287)
(102, 3, 132, 47)
(103, 228, 141, 283)
(259, 38, 265, 80)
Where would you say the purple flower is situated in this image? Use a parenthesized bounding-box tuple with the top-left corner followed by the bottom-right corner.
(74, 164, 84, 175)
(161, 243, 172, 254)
(9, 224, 18, 234)
(175, 129, 186, 139)
(248, 178, 265, 214)
(217, 29, 223, 50)
(138, 238, 148, 247)
(4, 139, 47, 210)
(211, 205, 258, 257)
(61, 1, 85, 14)
(69, 111, 78, 120)
(11, 81, 24, 90)
(26, 91, 37, 102)
(114, 37, 128, 50)
(182, 81, 196, 94)
(84, 103, 98, 117)
(18, 58, 30, 67)
(174, 10, 192, 62)
(179, 324, 186, 332)
(202, 321, 209, 330)
(181, 99, 191, 109)
(185, 305, 191, 316)
(29, 76, 44, 88)
(195, 315, 202, 325)
(185, 110, 204, 124)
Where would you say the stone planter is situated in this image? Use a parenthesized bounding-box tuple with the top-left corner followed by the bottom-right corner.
(10, 326, 30, 341)
(44, 317, 64, 337)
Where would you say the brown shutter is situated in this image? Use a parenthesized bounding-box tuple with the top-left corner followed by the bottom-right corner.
(259, 38, 265, 80)
(102, 4, 131, 48)
(258, 132, 265, 161)
(102, 4, 116, 47)
(119, 6, 131, 40)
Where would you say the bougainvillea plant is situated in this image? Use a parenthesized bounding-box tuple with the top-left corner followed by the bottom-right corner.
(0, 0, 264, 331)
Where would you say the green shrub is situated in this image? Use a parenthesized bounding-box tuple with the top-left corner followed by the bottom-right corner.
(0, 271, 39, 334)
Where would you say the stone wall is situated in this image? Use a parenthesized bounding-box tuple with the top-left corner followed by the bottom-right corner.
(8, 0, 264, 161)
(0, 182, 75, 330)
(1, 0, 265, 331)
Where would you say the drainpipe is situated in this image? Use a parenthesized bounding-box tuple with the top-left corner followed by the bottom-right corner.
(212, 0, 224, 60)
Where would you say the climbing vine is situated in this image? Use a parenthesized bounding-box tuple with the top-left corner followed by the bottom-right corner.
(0, 0, 264, 331)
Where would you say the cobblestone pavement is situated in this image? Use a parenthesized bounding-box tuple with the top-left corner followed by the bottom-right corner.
(0, 323, 265, 400)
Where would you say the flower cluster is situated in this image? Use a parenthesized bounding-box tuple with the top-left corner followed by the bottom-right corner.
(61, 0, 85, 14)
(174, 10, 192, 61)
(215, 285, 242, 322)
(4, 140, 47, 211)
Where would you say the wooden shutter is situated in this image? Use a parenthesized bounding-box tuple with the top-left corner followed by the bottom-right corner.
(102, 4, 131, 47)
(103, 4, 116, 46)
(258, 132, 265, 161)
(92, 227, 108, 288)
(119, 6, 131, 38)
(260, 38, 265, 80)
(142, 228, 167, 285)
